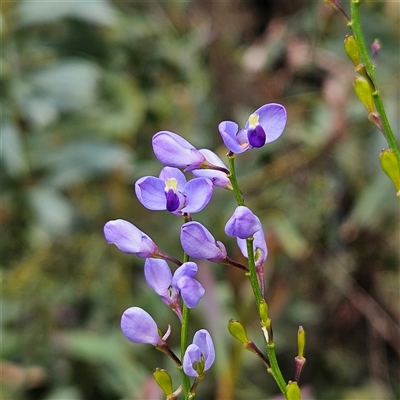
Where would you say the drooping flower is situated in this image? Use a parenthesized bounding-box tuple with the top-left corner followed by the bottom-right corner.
(104, 219, 159, 258)
(144, 259, 205, 313)
(191, 149, 232, 190)
(152, 131, 208, 172)
(225, 206, 262, 239)
(180, 221, 227, 262)
(219, 103, 287, 153)
(121, 307, 164, 345)
(183, 329, 215, 377)
(135, 167, 213, 214)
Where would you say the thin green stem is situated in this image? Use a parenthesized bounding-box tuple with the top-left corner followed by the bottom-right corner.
(266, 343, 288, 395)
(246, 238, 262, 305)
(180, 303, 191, 399)
(349, 0, 400, 169)
(227, 153, 245, 206)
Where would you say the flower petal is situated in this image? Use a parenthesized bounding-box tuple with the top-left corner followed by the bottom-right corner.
(172, 262, 198, 285)
(176, 275, 205, 308)
(252, 103, 287, 144)
(152, 131, 206, 171)
(218, 121, 247, 153)
(180, 221, 227, 262)
(192, 149, 231, 189)
(135, 176, 167, 210)
(144, 258, 172, 297)
(182, 344, 201, 377)
(181, 178, 213, 213)
(237, 229, 268, 266)
(193, 329, 215, 371)
(121, 307, 162, 345)
(104, 219, 157, 257)
(225, 206, 262, 239)
(159, 167, 187, 191)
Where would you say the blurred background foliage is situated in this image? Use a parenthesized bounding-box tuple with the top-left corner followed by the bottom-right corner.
(1, 1, 399, 399)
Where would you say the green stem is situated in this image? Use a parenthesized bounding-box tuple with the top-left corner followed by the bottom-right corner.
(349, 0, 400, 169)
(180, 304, 191, 399)
(227, 153, 245, 206)
(266, 342, 288, 396)
(227, 153, 287, 398)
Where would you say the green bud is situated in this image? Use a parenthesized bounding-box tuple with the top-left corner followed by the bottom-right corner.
(259, 300, 269, 327)
(344, 35, 361, 67)
(354, 77, 376, 114)
(153, 368, 173, 396)
(297, 326, 305, 359)
(286, 381, 302, 400)
(228, 319, 249, 344)
(379, 149, 400, 197)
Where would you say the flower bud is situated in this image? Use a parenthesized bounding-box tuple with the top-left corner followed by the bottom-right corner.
(344, 35, 361, 67)
(286, 381, 302, 400)
(227, 319, 249, 344)
(297, 326, 305, 359)
(259, 300, 269, 327)
(153, 369, 173, 396)
(379, 149, 400, 197)
(354, 76, 376, 114)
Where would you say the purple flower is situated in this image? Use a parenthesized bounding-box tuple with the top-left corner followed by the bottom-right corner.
(183, 329, 215, 377)
(192, 149, 232, 190)
(152, 131, 207, 172)
(121, 307, 163, 345)
(144, 259, 205, 311)
(135, 167, 213, 214)
(236, 229, 268, 267)
(181, 221, 227, 262)
(104, 219, 158, 258)
(225, 206, 262, 239)
(219, 103, 287, 153)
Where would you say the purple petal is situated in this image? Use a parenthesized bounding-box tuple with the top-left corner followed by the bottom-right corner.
(104, 219, 158, 257)
(172, 262, 198, 286)
(193, 329, 215, 370)
(181, 178, 213, 213)
(135, 176, 167, 210)
(218, 121, 248, 153)
(152, 131, 206, 171)
(166, 189, 180, 212)
(192, 149, 231, 189)
(144, 258, 172, 297)
(180, 221, 227, 262)
(176, 276, 205, 308)
(120, 307, 162, 345)
(182, 344, 201, 377)
(225, 206, 262, 239)
(159, 167, 187, 191)
(247, 125, 266, 148)
(251, 103, 287, 143)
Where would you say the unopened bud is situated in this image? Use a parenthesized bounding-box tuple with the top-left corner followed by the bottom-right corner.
(259, 300, 269, 327)
(297, 326, 305, 359)
(354, 77, 376, 114)
(153, 368, 173, 396)
(228, 319, 249, 344)
(379, 149, 400, 197)
(344, 35, 361, 67)
(286, 381, 302, 400)
(371, 40, 380, 63)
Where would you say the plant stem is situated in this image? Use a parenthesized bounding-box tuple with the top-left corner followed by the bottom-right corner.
(349, 0, 400, 170)
(180, 304, 191, 399)
(227, 152, 245, 206)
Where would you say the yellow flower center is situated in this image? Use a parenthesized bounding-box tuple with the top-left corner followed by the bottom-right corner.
(248, 113, 260, 129)
(165, 178, 178, 192)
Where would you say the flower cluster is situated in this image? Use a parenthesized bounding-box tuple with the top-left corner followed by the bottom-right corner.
(104, 103, 286, 396)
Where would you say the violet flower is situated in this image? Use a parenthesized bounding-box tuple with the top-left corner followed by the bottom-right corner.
(180, 221, 227, 262)
(104, 219, 158, 258)
(219, 103, 287, 153)
(135, 167, 213, 214)
(192, 149, 232, 190)
(144, 259, 205, 313)
(121, 307, 164, 345)
(225, 206, 262, 239)
(183, 329, 215, 377)
(152, 131, 208, 172)
(236, 229, 268, 267)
